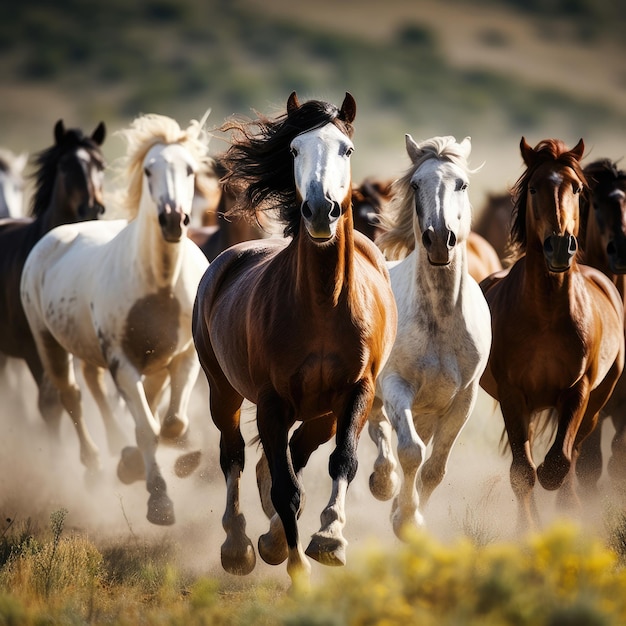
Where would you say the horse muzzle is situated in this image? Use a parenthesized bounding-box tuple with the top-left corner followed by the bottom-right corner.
(159, 204, 190, 243)
(543, 233, 577, 272)
(78, 201, 105, 220)
(301, 198, 342, 241)
(607, 237, 626, 274)
(421, 226, 456, 266)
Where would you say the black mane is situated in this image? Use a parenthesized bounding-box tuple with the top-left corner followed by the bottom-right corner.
(219, 98, 354, 238)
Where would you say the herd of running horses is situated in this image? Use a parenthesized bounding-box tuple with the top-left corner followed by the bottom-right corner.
(0, 92, 625, 587)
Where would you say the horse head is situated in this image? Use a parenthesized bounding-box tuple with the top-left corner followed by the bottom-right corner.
(51, 120, 106, 222)
(405, 134, 473, 266)
(584, 159, 626, 274)
(518, 137, 585, 273)
(288, 92, 356, 241)
(143, 142, 196, 243)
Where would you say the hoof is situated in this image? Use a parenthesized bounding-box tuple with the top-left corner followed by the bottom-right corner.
(117, 447, 145, 485)
(537, 459, 569, 491)
(147, 493, 175, 526)
(160, 415, 188, 441)
(391, 503, 425, 542)
(258, 530, 288, 565)
(369, 468, 399, 501)
(305, 533, 347, 566)
(221, 538, 256, 575)
(174, 450, 201, 478)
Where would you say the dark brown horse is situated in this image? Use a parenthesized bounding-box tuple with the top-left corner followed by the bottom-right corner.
(192, 92, 397, 587)
(0, 119, 106, 433)
(576, 158, 626, 491)
(188, 158, 271, 261)
(473, 190, 515, 264)
(479, 138, 624, 530)
(351, 177, 394, 241)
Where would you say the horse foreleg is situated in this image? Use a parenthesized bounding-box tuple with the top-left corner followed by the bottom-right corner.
(81, 361, 127, 455)
(113, 361, 174, 526)
(367, 395, 399, 501)
(382, 376, 425, 539)
(33, 333, 101, 476)
(538, 383, 590, 492)
(500, 394, 539, 532)
(307, 379, 375, 567)
(257, 391, 310, 585)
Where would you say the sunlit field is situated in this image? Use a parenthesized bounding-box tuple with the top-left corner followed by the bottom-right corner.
(2, 366, 626, 624)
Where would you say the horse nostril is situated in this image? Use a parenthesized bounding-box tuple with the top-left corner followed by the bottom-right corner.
(422, 230, 432, 248)
(447, 231, 456, 249)
(330, 202, 341, 220)
(183, 214, 190, 226)
(568, 235, 577, 254)
(607, 241, 616, 256)
(158, 212, 167, 227)
(543, 237, 553, 254)
(301, 201, 312, 220)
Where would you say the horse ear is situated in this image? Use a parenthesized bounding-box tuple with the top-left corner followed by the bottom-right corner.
(15, 152, 28, 173)
(339, 92, 356, 124)
(287, 91, 300, 114)
(570, 138, 585, 162)
(405, 134, 421, 164)
(520, 136, 534, 165)
(91, 122, 106, 146)
(459, 136, 472, 159)
(54, 120, 66, 144)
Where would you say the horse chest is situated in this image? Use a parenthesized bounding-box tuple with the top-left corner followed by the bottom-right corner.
(121, 289, 184, 373)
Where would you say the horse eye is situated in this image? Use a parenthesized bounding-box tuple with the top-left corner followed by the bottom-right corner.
(144, 166, 151, 178)
(459, 182, 468, 192)
(345, 147, 354, 157)
(529, 187, 536, 195)
(410, 181, 419, 191)
(573, 184, 581, 194)
(290, 147, 298, 158)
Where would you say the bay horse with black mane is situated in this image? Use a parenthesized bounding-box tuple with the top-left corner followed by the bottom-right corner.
(576, 158, 626, 493)
(479, 138, 624, 530)
(192, 92, 397, 587)
(0, 119, 105, 434)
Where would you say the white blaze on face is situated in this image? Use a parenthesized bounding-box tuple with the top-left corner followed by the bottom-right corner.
(290, 122, 353, 239)
(143, 143, 197, 215)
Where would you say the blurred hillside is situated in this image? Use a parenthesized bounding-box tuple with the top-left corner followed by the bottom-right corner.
(1, 0, 624, 206)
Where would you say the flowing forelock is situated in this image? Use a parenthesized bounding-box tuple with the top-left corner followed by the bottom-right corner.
(376, 136, 474, 259)
(115, 113, 213, 215)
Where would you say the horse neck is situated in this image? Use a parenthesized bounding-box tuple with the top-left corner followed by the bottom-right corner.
(412, 240, 468, 307)
(134, 195, 185, 288)
(39, 179, 77, 233)
(522, 243, 576, 304)
(295, 214, 355, 307)
(584, 211, 613, 277)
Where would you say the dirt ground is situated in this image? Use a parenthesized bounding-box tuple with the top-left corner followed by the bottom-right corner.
(0, 354, 619, 589)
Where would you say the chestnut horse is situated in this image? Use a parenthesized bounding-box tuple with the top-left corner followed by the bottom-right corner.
(480, 138, 624, 530)
(192, 92, 397, 587)
(0, 120, 105, 434)
(576, 158, 626, 492)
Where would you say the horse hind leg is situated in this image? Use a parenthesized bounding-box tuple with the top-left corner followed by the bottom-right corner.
(81, 361, 127, 455)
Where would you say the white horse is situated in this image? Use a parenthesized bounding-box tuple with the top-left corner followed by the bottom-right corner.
(0, 148, 27, 218)
(367, 134, 492, 539)
(21, 113, 210, 525)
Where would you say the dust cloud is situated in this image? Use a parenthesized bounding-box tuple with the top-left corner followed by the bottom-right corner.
(0, 356, 618, 588)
